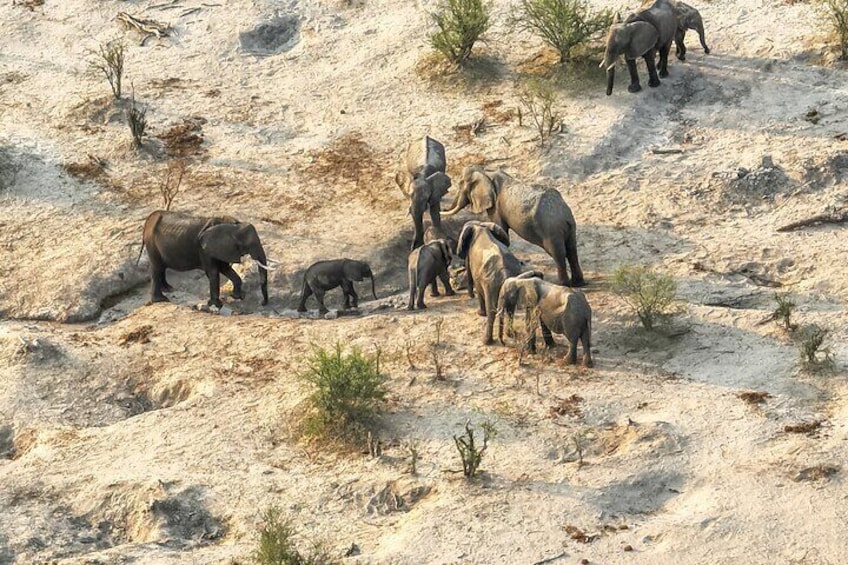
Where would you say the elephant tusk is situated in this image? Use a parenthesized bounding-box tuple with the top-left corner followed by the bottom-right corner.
(264, 258, 282, 265)
(606, 63, 616, 71)
(256, 262, 274, 271)
(599, 61, 604, 69)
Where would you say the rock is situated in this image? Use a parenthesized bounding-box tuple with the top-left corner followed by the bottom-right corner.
(218, 305, 233, 317)
(623, 544, 633, 552)
(761, 155, 774, 169)
(344, 543, 361, 557)
(324, 311, 338, 320)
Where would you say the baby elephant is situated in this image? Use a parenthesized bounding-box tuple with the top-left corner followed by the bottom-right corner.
(408, 239, 455, 310)
(298, 259, 377, 315)
(497, 272, 593, 367)
(672, 0, 710, 60)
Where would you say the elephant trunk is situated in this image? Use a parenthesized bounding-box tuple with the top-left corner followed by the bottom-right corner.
(370, 274, 377, 301)
(251, 244, 269, 305)
(441, 191, 469, 216)
(606, 65, 615, 96)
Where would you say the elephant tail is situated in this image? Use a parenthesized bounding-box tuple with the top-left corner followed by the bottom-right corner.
(135, 243, 146, 266)
(370, 273, 378, 301)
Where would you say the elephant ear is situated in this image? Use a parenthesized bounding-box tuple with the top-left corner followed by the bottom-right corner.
(199, 224, 243, 264)
(395, 171, 413, 197)
(489, 169, 511, 194)
(456, 223, 476, 260)
(468, 171, 496, 214)
(426, 171, 452, 200)
(485, 223, 510, 247)
(438, 240, 452, 265)
(343, 260, 366, 282)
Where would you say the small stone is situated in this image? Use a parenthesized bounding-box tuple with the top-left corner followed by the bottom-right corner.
(580, 559, 590, 565)
(324, 311, 338, 320)
(623, 544, 633, 552)
(219, 305, 233, 317)
(344, 542, 360, 557)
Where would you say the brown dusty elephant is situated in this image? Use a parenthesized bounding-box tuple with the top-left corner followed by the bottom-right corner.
(671, 0, 710, 60)
(457, 220, 523, 345)
(443, 166, 585, 287)
(395, 136, 452, 249)
(497, 272, 593, 367)
(600, 0, 678, 95)
(407, 239, 455, 310)
(138, 210, 270, 308)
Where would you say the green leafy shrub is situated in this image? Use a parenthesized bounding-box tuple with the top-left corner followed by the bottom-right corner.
(513, 0, 612, 63)
(797, 324, 835, 371)
(773, 293, 795, 331)
(300, 344, 386, 442)
(430, 0, 492, 65)
(821, 0, 848, 60)
(454, 420, 497, 478)
(255, 506, 335, 565)
(611, 265, 677, 330)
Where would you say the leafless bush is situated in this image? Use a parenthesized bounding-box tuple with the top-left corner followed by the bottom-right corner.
(127, 91, 148, 149)
(89, 40, 125, 99)
(159, 160, 187, 210)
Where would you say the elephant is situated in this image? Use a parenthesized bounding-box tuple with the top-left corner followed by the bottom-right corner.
(497, 272, 593, 367)
(297, 259, 377, 315)
(600, 0, 677, 95)
(443, 165, 585, 287)
(671, 0, 710, 60)
(424, 222, 457, 254)
(138, 210, 270, 308)
(407, 239, 455, 310)
(395, 136, 452, 249)
(456, 221, 524, 345)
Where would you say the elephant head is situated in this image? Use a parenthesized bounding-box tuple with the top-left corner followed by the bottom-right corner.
(442, 166, 511, 217)
(496, 272, 544, 343)
(456, 220, 510, 260)
(343, 259, 378, 300)
(395, 170, 452, 249)
(198, 222, 269, 304)
(600, 15, 660, 95)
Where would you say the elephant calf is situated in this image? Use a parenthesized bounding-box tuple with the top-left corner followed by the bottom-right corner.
(457, 220, 523, 345)
(497, 272, 593, 367)
(407, 239, 455, 310)
(298, 259, 377, 315)
(138, 210, 270, 308)
(671, 0, 710, 60)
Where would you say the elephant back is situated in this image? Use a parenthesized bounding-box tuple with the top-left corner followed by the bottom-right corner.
(405, 135, 446, 177)
(499, 183, 574, 232)
(629, 0, 677, 44)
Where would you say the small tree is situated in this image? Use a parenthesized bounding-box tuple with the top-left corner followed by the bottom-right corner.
(453, 420, 497, 478)
(299, 344, 387, 442)
(127, 91, 148, 149)
(517, 78, 562, 144)
(513, 0, 612, 63)
(821, 0, 848, 60)
(89, 40, 125, 99)
(430, 0, 492, 65)
(797, 324, 835, 371)
(611, 265, 677, 330)
(255, 506, 335, 565)
(159, 159, 187, 210)
(773, 293, 795, 331)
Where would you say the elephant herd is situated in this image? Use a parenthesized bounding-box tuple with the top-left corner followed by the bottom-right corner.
(135, 0, 712, 367)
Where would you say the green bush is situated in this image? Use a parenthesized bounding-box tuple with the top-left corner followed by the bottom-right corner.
(797, 324, 834, 371)
(255, 506, 335, 565)
(513, 0, 612, 63)
(821, 0, 848, 59)
(454, 420, 497, 478)
(773, 293, 795, 331)
(300, 344, 386, 442)
(611, 265, 677, 330)
(518, 78, 562, 144)
(430, 0, 492, 65)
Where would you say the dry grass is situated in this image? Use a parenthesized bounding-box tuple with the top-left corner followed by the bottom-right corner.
(738, 391, 772, 405)
(794, 464, 840, 482)
(63, 158, 106, 182)
(784, 420, 823, 434)
(119, 325, 154, 346)
(158, 117, 207, 160)
(550, 394, 584, 418)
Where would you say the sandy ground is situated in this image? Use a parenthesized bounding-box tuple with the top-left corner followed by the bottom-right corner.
(2, 0, 848, 563)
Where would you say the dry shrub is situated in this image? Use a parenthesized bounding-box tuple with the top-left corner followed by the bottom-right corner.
(784, 420, 823, 434)
(738, 391, 771, 405)
(518, 78, 562, 144)
(797, 324, 834, 371)
(794, 464, 840, 482)
(89, 40, 125, 99)
(821, 0, 848, 60)
(159, 160, 188, 211)
(158, 117, 207, 160)
(453, 420, 497, 478)
(550, 394, 583, 418)
(255, 506, 336, 565)
(127, 92, 147, 149)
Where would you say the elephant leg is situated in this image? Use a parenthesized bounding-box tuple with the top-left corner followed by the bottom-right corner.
(565, 339, 579, 365)
(477, 291, 486, 317)
(416, 283, 427, 310)
(149, 255, 169, 303)
(314, 288, 329, 315)
(484, 310, 496, 345)
(340, 281, 353, 310)
(645, 49, 661, 87)
(440, 270, 455, 296)
(205, 266, 223, 308)
(350, 286, 359, 309)
(540, 320, 556, 348)
(675, 29, 686, 60)
(547, 240, 572, 287)
(626, 58, 642, 93)
(658, 43, 671, 78)
(407, 269, 417, 311)
(430, 277, 440, 297)
(565, 236, 586, 287)
(160, 271, 174, 293)
(219, 263, 244, 300)
(429, 200, 442, 229)
(581, 331, 594, 368)
(297, 282, 313, 312)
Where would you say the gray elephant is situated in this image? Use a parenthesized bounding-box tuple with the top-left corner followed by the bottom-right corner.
(671, 0, 710, 60)
(497, 272, 593, 367)
(443, 166, 585, 287)
(297, 259, 377, 315)
(407, 239, 455, 310)
(457, 221, 523, 344)
(138, 210, 270, 308)
(395, 136, 452, 249)
(600, 0, 677, 95)
(424, 222, 457, 254)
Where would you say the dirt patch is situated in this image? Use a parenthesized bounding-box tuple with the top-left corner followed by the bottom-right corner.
(794, 464, 840, 482)
(157, 117, 208, 161)
(550, 394, 584, 419)
(784, 420, 823, 435)
(738, 391, 772, 405)
(239, 15, 300, 55)
(63, 158, 107, 183)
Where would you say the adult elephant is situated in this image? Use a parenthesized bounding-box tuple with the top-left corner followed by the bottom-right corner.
(139, 210, 270, 308)
(600, 0, 677, 95)
(395, 135, 452, 249)
(442, 166, 585, 287)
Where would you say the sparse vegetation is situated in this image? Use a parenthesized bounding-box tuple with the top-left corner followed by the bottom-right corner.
(773, 293, 795, 331)
(299, 344, 387, 443)
(406, 440, 421, 475)
(611, 265, 678, 330)
(158, 160, 187, 211)
(453, 420, 497, 478)
(517, 78, 562, 144)
(429, 0, 492, 65)
(513, 0, 613, 63)
(254, 506, 335, 565)
(821, 0, 848, 60)
(797, 324, 834, 371)
(89, 40, 125, 99)
(127, 92, 148, 149)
